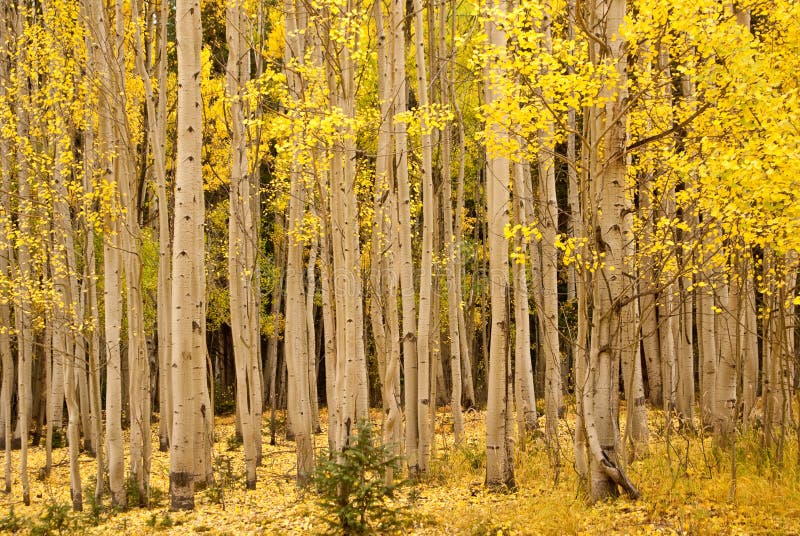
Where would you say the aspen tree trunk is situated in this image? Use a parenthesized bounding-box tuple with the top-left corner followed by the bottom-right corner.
(436, 0, 465, 442)
(0, 135, 11, 495)
(697, 238, 718, 429)
(170, 0, 206, 509)
(78, 32, 104, 494)
(620, 211, 648, 456)
(75, 306, 91, 456)
(659, 285, 677, 413)
(14, 3, 34, 504)
(412, 0, 434, 473)
(85, 197, 104, 501)
(134, 0, 172, 453)
(565, 0, 578, 313)
(638, 177, 662, 407)
(285, 163, 314, 481)
(715, 260, 739, 443)
(566, 0, 590, 483)
(227, 0, 263, 489)
(511, 159, 537, 435)
(306, 236, 320, 433)
(104, 215, 125, 508)
(316, 173, 338, 451)
(453, 106, 476, 409)
(372, 0, 403, 460)
(536, 2, 563, 449)
(52, 126, 83, 511)
(676, 259, 694, 423)
(84, 0, 126, 506)
(389, 0, 420, 472)
(49, 323, 66, 436)
(283, 0, 314, 481)
(741, 264, 758, 426)
(763, 252, 794, 452)
(634, 39, 662, 409)
(324, 0, 368, 451)
(157, 0, 172, 453)
(113, 0, 151, 501)
(45, 313, 54, 476)
(762, 251, 778, 448)
(484, 0, 514, 488)
(581, 0, 639, 502)
(371, 0, 392, 408)
(266, 217, 285, 444)
(0, 21, 13, 491)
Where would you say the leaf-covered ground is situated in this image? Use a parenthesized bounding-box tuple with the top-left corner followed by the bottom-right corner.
(3, 407, 800, 535)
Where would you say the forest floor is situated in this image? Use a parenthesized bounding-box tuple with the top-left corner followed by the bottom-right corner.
(2, 406, 800, 535)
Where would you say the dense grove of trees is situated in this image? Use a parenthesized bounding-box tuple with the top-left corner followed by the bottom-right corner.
(0, 0, 799, 512)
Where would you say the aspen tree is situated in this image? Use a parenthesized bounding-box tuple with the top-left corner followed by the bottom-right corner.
(266, 217, 285, 444)
(484, 0, 514, 488)
(306, 234, 320, 434)
(452, 96, 475, 409)
(580, 0, 639, 501)
(118, 0, 152, 504)
(316, 167, 337, 450)
(620, 187, 647, 454)
(227, 0, 263, 489)
(82, 0, 127, 505)
(385, 0, 420, 472)
(763, 252, 795, 453)
(0, 5, 13, 492)
(636, 41, 662, 408)
(79, 16, 104, 493)
(510, 158, 537, 436)
(372, 0, 403, 459)
(741, 264, 758, 426)
(283, 0, 314, 482)
(714, 258, 738, 443)
(411, 0, 435, 473)
(436, 0, 465, 442)
(314, 0, 368, 452)
(14, 1, 34, 505)
(697, 239, 718, 429)
(536, 2, 563, 448)
(51, 111, 83, 510)
(565, 0, 590, 482)
(133, 0, 172, 453)
(170, 0, 208, 509)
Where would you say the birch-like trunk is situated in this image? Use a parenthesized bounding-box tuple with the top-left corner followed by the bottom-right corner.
(411, 0, 434, 474)
(52, 125, 83, 511)
(581, 0, 639, 502)
(484, 0, 514, 488)
(0, 21, 13, 492)
(714, 261, 738, 444)
(511, 159, 537, 436)
(536, 3, 563, 450)
(372, 0, 404, 461)
(389, 0, 420, 472)
(170, 0, 206, 509)
(283, 0, 314, 480)
(77, 36, 104, 494)
(0, 146, 11, 495)
(134, 0, 172, 453)
(14, 4, 34, 504)
(227, 0, 263, 489)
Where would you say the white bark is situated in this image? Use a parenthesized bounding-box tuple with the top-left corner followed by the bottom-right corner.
(484, 0, 514, 488)
(171, 0, 207, 509)
(228, 0, 263, 489)
(581, 0, 639, 502)
(412, 0, 435, 474)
